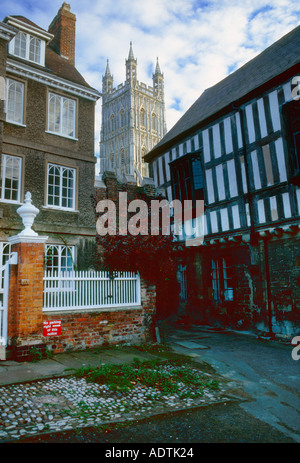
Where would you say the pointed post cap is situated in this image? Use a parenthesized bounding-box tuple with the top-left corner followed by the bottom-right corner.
(16, 192, 39, 237)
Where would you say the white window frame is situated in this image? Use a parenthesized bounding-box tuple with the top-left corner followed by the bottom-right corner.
(1, 154, 22, 203)
(45, 244, 75, 290)
(5, 78, 25, 126)
(45, 244, 75, 273)
(8, 31, 45, 66)
(46, 163, 76, 211)
(47, 92, 77, 139)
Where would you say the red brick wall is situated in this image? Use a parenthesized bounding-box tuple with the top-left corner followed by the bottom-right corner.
(42, 278, 156, 354)
(6, 237, 156, 360)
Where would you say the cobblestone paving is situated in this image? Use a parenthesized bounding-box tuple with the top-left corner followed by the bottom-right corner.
(0, 371, 232, 442)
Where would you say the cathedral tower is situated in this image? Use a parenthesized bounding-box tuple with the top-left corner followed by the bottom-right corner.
(100, 43, 167, 183)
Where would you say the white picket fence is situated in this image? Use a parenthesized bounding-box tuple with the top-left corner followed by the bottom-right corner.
(43, 270, 141, 312)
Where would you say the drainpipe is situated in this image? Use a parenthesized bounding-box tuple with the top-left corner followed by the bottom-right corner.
(262, 236, 273, 336)
(232, 104, 273, 336)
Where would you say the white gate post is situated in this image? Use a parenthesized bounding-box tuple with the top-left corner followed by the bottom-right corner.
(0, 252, 18, 360)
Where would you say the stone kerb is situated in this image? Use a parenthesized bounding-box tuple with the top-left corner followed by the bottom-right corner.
(7, 192, 48, 361)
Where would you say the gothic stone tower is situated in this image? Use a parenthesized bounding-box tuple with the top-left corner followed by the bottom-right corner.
(100, 43, 167, 183)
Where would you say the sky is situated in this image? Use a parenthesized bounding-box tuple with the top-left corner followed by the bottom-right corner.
(2, 0, 300, 169)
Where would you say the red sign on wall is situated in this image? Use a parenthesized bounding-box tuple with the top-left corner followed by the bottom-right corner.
(43, 320, 61, 337)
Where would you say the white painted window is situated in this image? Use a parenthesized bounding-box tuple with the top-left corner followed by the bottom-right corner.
(9, 31, 45, 66)
(47, 163, 76, 210)
(45, 244, 75, 273)
(48, 92, 76, 139)
(6, 78, 24, 125)
(1, 154, 22, 203)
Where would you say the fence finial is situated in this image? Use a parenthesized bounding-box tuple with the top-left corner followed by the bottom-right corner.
(16, 192, 39, 236)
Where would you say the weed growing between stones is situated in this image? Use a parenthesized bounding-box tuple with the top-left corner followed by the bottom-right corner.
(74, 357, 219, 397)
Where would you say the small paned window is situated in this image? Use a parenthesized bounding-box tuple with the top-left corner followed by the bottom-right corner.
(1, 154, 22, 203)
(48, 92, 76, 139)
(6, 78, 24, 125)
(45, 245, 75, 273)
(47, 163, 76, 210)
(9, 31, 44, 66)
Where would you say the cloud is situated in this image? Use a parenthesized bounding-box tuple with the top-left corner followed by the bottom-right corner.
(1, 0, 300, 159)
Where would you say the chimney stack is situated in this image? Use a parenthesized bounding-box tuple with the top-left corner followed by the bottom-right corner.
(48, 3, 76, 65)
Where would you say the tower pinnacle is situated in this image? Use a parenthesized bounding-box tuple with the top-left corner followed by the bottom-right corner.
(126, 42, 137, 84)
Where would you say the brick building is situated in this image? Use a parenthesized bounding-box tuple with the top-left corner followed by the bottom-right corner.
(145, 26, 300, 338)
(0, 3, 100, 276)
(0, 5, 158, 360)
